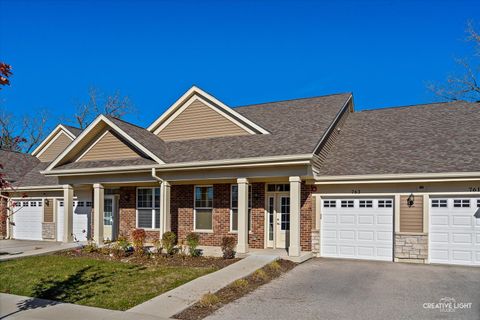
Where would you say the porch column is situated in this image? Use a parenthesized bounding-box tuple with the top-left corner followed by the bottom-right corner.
(63, 184, 74, 242)
(237, 178, 249, 254)
(159, 180, 171, 239)
(93, 183, 104, 245)
(289, 176, 301, 257)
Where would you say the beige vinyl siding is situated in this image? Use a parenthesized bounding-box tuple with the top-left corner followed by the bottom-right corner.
(400, 195, 423, 233)
(78, 130, 142, 162)
(43, 199, 54, 223)
(37, 132, 73, 162)
(313, 100, 352, 170)
(158, 99, 250, 141)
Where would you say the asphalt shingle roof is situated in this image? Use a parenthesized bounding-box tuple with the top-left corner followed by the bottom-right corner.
(0, 150, 40, 183)
(318, 101, 480, 176)
(62, 125, 83, 137)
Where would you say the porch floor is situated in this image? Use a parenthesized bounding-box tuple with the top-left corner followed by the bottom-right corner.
(197, 246, 314, 263)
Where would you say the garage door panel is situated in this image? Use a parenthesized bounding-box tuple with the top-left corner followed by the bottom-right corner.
(12, 200, 43, 240)
(430, 197, 479, 266)
(321, 198, 393, 261)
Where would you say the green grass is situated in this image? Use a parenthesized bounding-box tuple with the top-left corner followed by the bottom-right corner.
(0, 255, 216, 310)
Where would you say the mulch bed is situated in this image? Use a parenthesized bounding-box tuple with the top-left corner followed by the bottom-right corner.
(59, 249, 240, 269)
(173, 259, 296, 320)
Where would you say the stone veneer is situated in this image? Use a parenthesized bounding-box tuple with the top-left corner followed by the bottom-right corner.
(42, 222, 56, 239)
(394, 233, 428, 263)
(311, 230, 320, 254)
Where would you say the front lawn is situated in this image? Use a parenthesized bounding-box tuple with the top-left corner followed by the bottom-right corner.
(0, 254, 217, 310)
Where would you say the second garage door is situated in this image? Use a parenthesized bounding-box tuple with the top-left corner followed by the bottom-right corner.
(321, 198, 394, 261)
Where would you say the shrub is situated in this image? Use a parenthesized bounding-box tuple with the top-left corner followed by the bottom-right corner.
(162, 231, 177, 255)
(152, 239, 163, 254)
(131, 228, 146, 252)
(253, 269, 269, 281)
(267, 260, 281, 272)
(82, 242, 97, 253)
(117, 235, 131, 251)
(231, 279, 249, 290)
(186, 232, 201, 257)
(199, 292, 220, 307)
(221, 236, 236, 259)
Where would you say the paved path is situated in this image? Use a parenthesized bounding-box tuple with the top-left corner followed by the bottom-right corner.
(0, 293, 168, 320)
(128, 254, 279, 318)
(0, 240, 82, 261)
(206, 258, 480, 320)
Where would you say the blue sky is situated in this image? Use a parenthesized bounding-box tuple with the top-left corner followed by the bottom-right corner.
(0, 0, 478, 128)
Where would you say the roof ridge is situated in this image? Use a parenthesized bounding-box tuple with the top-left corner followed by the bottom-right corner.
(357, 100, 477, 113)
(234, 92, 352, 109)
(105, 115, 150, 131)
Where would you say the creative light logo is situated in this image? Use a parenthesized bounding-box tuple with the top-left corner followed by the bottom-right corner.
(423, 297, 472, 313)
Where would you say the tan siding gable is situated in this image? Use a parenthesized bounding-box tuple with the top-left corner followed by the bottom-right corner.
(157, 99, 251, 141)
(77, 130, 142, 162)
(400, 195, 423, 233)
(38, 132, 73, 162)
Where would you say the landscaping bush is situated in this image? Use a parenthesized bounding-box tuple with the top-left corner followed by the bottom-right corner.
(162, 231, 177, 255)
(131, 228, 146, 253)
(199, 292, 220, 307)
(221, 236, 236, 259)
(186, 232, 201, 257)
(152, 239, 163, 254)
(231, 279, 249, 290)
(253, 269, 269, 281)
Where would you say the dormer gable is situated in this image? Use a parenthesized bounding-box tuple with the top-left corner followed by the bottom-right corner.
(148, 86, 269, 141)
(31, 124, 79, 162)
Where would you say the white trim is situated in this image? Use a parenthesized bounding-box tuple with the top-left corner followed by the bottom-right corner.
(193, 185, 214, 232)
(315, 171, 480, 184)
(32, 125, 76, 157)
(312, 94, 353, 154)
(136, 187, 161, 230)
(74, 130, 110, 162)
(148, 86, 270, 135)
(230, 184, 252, 233)
(45, 115, 165, 172)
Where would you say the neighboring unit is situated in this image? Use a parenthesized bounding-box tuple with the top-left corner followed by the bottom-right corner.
(1, 86, 479, 266)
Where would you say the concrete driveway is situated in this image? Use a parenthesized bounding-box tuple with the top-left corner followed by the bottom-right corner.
(207, 258, 480, 320)
(0, 240, 80, 261)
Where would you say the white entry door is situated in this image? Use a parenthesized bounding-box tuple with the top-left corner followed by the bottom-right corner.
(12, 199, 43, 240)
(429, 197, 480, 266)
(321, 198, 394, 261)
(266, 193, 290, 249)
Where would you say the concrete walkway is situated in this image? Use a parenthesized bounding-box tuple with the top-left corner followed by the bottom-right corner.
(0, 293, 168, 320)
(0, 240, 82, 261)
(128, 254, 279, 319)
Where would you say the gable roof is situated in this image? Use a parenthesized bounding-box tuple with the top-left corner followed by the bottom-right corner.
(148, 86, 270, 136)
(31, 124, 80, 157)
(45, 115, 166, 171)
(317, 100, 480, 176)
(158, 93, 352, 163)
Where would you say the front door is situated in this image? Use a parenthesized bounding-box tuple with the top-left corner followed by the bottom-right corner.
(266, 193, 290, 249)
(104, 195, 117, 241)
(275, 195, 290, 248)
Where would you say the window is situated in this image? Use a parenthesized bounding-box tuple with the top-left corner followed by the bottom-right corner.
(432, 199, 447, 208)
(136, 187, 160, 229)
(38, 201, 42, 207)
(230, 185, 252, 232)
(453, 199, 470, 208)
(280, 197, 290, 230)
(30, 201, 37, 207)
(341, 200, 354, 208)
(359, 200, 373, 208)
(267, 184, 290, 192)
(78, 201, 84, 207)
(195, 186, 213, 231)
(477, 200, 480, 208)
(323, 200, 336, 208)
(378, 200, 392, 208)
(22, 201, 29, 207)
(86, 202, 92, 207)
(59, 201, 64, 207)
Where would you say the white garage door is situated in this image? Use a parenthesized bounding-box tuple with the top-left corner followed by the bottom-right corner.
(429, 197, 480, 266)
(12, 199, 43, 240)
(321, 198, 394, 261)
(57, 199, 91, 242)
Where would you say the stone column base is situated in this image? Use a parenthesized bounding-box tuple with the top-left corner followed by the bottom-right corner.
(311, 230, 320, 254)
(394, 233, 428, 264)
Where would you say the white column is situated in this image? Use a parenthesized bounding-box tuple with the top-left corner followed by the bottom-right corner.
(159, 181, 171, 239)
(289, 176, 301, 257)
(93, 183, 104, 245)
(63, 185, 74, 242)
(237, 178, 249, 254)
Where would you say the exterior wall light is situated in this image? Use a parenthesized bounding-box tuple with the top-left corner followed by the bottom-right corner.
(407, 193, 415, 207)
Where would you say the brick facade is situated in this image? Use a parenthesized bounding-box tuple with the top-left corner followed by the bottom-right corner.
(0, 197, 7, 239)
(116, 182, 313, 251)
